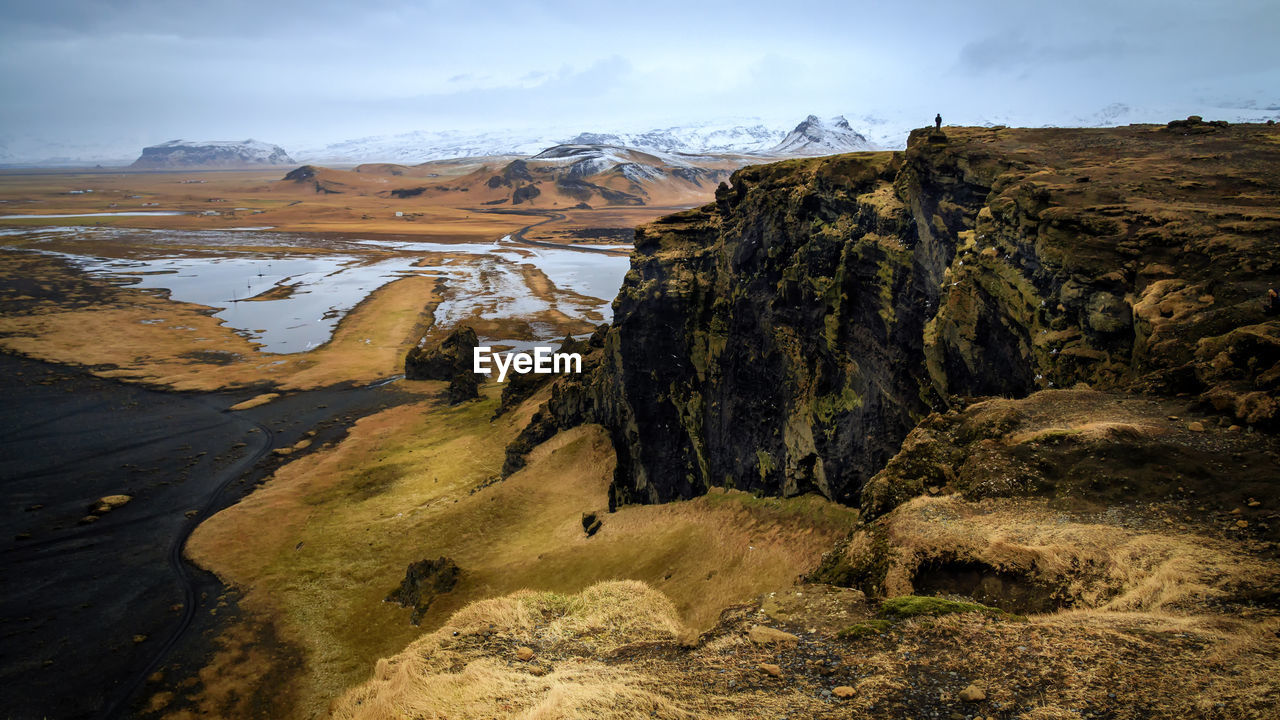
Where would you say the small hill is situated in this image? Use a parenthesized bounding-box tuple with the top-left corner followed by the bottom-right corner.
(130, 139, 294, 169)
(456, 144, 736, 207)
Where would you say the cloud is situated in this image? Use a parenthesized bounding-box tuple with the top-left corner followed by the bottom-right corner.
(0, 0, 1278, 160)
(957, 36, 1129, 74)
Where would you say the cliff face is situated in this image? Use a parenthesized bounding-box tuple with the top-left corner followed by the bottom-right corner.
(517, 122, 1280, 512)
(591, 152, 938, 507)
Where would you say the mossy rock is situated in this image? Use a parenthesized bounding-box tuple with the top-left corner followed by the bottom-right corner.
(386, 557, 461, 625)
(877, 595, 1012, 620)
(836, 619, 893, 639)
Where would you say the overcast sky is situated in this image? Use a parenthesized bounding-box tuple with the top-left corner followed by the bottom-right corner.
(1, 0, 1277, 158)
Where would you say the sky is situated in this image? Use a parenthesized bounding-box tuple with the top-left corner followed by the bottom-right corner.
(1, 0, 1278, 161)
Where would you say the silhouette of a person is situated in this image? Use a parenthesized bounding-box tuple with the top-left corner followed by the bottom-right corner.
(935, 114, 942, 129)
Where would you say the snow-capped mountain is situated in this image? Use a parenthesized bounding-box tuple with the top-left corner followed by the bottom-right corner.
(530, 144, 670, 182)
(522, 143, 727, 187)
(764, 115, 876, 156)
(130, 139, 294, 168)
(295, 129, 565, 165)
(565, 122, 784, 155)
(296, 119, 790, 165)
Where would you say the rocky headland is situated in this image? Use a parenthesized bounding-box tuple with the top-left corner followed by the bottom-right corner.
(510, 119, 1280, 514)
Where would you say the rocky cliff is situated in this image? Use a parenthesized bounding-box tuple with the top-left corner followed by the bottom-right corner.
(509, 120, 1280, 513)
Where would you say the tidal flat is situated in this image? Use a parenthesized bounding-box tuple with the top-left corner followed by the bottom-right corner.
(3, 226, 628, 354)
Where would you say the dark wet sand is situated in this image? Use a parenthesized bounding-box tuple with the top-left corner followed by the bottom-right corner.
(0, 353, 412, 719)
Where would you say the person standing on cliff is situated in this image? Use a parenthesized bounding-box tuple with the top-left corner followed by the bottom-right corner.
(935, 113, 942, 129)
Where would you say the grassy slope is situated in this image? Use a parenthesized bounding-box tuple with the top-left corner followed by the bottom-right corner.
(181, 384, 858, 718)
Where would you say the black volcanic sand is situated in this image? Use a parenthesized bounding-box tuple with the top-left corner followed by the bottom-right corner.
(0, 353, 413, 720)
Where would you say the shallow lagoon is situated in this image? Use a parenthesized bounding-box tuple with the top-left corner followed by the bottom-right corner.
(8, 227, 631, 353)
(0, 211, 188, 219)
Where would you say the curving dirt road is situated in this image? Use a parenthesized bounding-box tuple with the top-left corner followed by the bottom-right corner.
(471, 208, 632, 255)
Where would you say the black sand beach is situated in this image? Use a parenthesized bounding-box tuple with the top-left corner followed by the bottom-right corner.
(0, 353, 411, 719)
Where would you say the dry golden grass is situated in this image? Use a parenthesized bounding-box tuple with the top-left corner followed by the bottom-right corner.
(0, 165, 707, 240)
(332, 582, 699, 720)
(447, 581, 683, 643)
(0, 168, 534, 238)
(0, 243, 617, 392)
(329, 566, 1280, 720)
(848, 494, 1280, 613)
(228, 392, 281, 411)
(340, 657, 707, 720)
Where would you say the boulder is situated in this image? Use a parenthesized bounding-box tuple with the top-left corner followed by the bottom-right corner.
(581, 511, 602, 537)
(385, 557, 461, 625)
(89, 494, 132, 514)
(748, 625, 799, 646)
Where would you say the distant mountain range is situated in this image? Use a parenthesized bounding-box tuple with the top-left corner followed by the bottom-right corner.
(563, 122, 785, 155)
(294, 115, 876, 166)
(286, 103, 1279, 165)
(2, 102, 1277, 167)
(265, 114, 888, 214)
(115, 115, 876, 170)
(293, 119, 791, 165)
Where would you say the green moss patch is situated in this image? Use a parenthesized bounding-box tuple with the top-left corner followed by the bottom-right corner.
(836, 619, 893, 639)
(877, 595, 1012, 620)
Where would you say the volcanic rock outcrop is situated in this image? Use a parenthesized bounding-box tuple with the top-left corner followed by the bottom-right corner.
(506, 123, 1280, 512)
(385, 556, 461, 626)
(406, 326, 480, 404)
